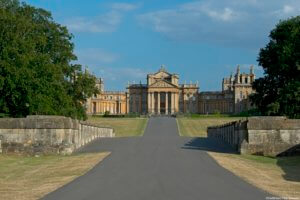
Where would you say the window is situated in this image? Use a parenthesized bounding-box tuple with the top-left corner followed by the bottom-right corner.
(240, 77, 243, 83)
(240, 91, 243, 99)
(93, 102, 96, 113)
(245, 77, 248, 84)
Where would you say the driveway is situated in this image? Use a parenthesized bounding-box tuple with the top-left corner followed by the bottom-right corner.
(44, 117, 269, 200)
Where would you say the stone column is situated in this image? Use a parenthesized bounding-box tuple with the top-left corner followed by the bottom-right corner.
(151, 92, 155, 114)
(139, 94, 142, 114)
(126, 95, 129, 114)
(148, 92, 151, 114)
(171, 92, 174, 114)
(175, 93, 179, 113)
(158, 92, 160, 114)
(165, 92, 168, 115)
(133, 94, 136, 113)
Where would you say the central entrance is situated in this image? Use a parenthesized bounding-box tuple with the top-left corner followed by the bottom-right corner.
(150, 92, 172, 115)
(160, 92, 166, 114)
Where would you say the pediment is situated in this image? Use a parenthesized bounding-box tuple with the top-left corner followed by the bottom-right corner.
(153, 71, 171, 79)
(149, 80, 177, 88)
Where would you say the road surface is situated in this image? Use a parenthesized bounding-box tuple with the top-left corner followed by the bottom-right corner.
(44, 117, 269, 200)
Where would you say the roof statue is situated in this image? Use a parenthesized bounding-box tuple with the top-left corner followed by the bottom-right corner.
(250, 65, 254, 74)
(236, 65, 241, 74)
(159, 64, 166, 72)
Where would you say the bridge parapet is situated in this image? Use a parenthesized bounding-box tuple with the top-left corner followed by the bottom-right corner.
(0, 115, 115, 155)
(207, 117, 300, 157)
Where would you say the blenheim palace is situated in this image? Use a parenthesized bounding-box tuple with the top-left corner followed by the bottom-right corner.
(87, 65, 256, 115)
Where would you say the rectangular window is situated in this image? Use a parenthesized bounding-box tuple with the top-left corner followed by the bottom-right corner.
(93, 102, 96, 113)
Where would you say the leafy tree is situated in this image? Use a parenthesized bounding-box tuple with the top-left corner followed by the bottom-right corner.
(250, 16, 300, 118)
(0, 0, 98, 119)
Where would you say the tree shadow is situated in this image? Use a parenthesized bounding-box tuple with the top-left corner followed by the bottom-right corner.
(182, 137, 237, 154)
(276, 144, 300, 182)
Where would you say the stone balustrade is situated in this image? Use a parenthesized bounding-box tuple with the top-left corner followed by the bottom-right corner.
(0, 115, 114, 155)
(207, 117, 300, 157)
(207, 120, 248, 151)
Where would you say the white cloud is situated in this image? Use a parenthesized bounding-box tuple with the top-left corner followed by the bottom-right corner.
(66, 11, 121, 33)
(111, 3, 139, 11)
(283, 5, 295, 14)
(206, 7, 235, 21)
(181, 1, 239, 22)
(74, 48, 149, 88)
(137, 0, 300, 49)
(65, 3, 138, 33)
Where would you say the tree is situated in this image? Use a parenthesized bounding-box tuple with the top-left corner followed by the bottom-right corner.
(250, 16, 300, 118)
(0, 0, 98, 119)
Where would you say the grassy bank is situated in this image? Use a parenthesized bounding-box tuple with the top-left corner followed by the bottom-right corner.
(0, 152, 109, 200)
(209, 153, 300, 199)
(177, 117, 243, 137)
(88, 117, 148, 137)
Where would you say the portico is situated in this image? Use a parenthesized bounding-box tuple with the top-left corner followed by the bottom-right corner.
(125, 66, 199, 115)
(147, 91, 179, 115)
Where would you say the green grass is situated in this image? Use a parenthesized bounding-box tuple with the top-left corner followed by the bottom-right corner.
(179, 113, 234, 118)
(177, 117, 244, 137)
(239, 154, 300, 166)
(87, 117, 148, 137)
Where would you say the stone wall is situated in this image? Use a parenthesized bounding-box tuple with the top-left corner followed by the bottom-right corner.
(207, 117, 300, 157)
(0, 115, 114, 155)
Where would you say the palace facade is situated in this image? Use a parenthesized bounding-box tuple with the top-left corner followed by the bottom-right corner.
(86, 65, 255, 115)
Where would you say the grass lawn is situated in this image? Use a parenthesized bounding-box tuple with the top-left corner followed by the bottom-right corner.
(87, 117, 148, 137)
(0, 152, 109, 200)
(209, 152, 300, 199)
(177, 117, 244, 137)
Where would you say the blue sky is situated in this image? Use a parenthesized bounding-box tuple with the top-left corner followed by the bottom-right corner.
(24, 0, 300, 91)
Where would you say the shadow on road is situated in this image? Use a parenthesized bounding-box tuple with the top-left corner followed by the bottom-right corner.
(183, 138, 300, 182)
(276, 155, 300, 182)
(182, 137, 236, 154)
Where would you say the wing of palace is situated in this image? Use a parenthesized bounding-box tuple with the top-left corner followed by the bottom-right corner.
(86, 65, 256, 115)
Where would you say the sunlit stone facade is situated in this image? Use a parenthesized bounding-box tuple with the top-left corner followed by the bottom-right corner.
(87, 65, 255, 115)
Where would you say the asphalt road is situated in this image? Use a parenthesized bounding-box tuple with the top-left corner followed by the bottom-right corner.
(44, 117, 269, 200)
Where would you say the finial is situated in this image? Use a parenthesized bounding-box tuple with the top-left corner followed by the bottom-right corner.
(237, 65, 240, 74)
(160, 64, 166, 72)
(250, 65, 254, 74)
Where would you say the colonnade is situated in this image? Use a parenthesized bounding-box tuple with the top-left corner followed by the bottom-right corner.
(147, 91, 179, 114)
(92, 101, 124, 114)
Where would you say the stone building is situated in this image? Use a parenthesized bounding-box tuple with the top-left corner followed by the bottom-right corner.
(198, 65, 255, 114)
(87, 65, 255, 115)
